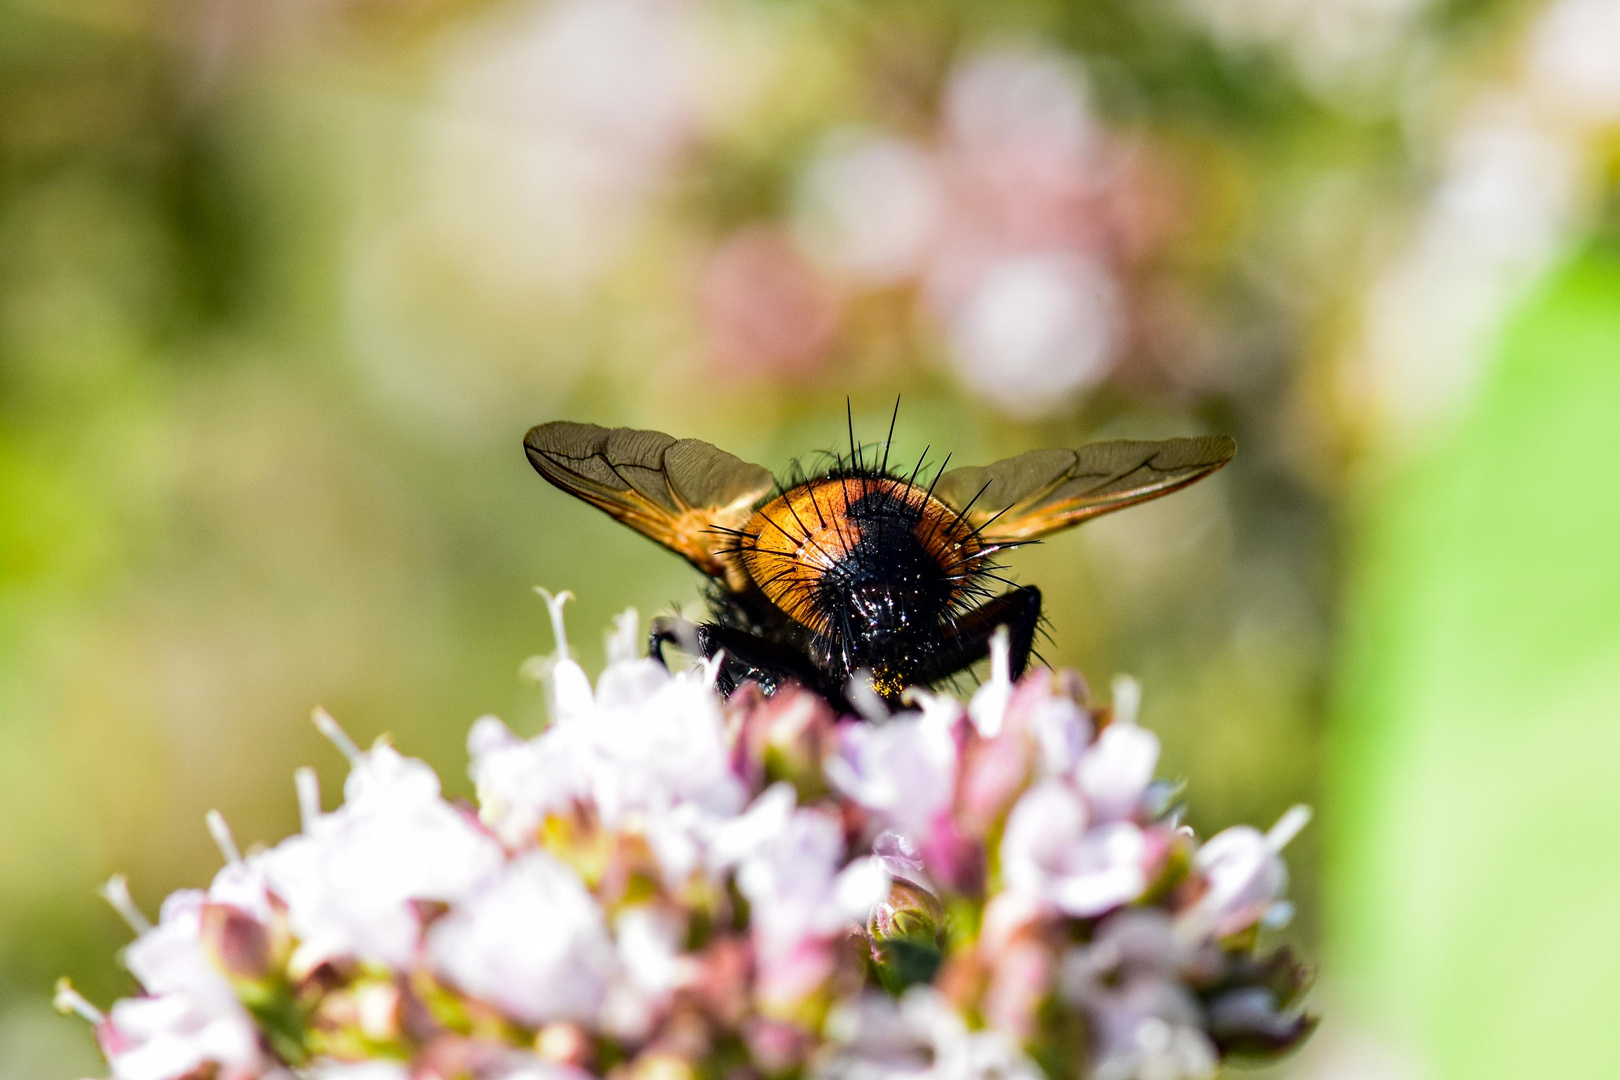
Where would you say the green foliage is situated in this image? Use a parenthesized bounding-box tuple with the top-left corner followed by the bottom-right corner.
(1331, 249, 1620, 1078)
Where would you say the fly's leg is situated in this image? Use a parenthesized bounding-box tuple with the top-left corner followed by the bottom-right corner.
(648, 615, 834, 703)
(648, 615, 704, 669)
(910, 586, 1043, 686)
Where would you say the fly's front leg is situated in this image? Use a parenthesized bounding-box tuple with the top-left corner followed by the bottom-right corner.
(648, 615, 707, 669)
(911, 586, 1043, 686)
(649, 615, 832, 702)
(698, 624, 831, 698)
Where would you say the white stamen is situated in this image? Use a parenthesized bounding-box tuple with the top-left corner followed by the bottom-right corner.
(535, 587, 575, 662)
(1266, 804, 1313, 851)
(900, 689, 946, 722)
(295, 767, 321, 832)
(54, 979, 104, 1025)
(968, 627, 1015, 736)
(1111, 674, 1141, 727)
(97, 874, 152, 936)
(605, 608, 640, 665)
(901, 686, 962, 730)
(312, 707, 361, 763)
(988, 625, 1011, 687)
(846, 672, 891, 723)
(701, 651, 725, 688)
(205, 809, 243, 868)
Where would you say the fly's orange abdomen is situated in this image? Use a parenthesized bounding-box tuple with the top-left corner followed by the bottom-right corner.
(739, 477, 981, 635)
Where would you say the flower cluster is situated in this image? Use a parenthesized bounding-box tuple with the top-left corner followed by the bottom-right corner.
(60, 593, 1314, 1080)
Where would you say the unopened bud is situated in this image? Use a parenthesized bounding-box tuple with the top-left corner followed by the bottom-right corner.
(868, 878, 947, 993)
(201, 903, 273, 981)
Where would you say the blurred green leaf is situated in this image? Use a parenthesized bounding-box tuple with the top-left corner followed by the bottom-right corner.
(1329, 248, 1620, 1078)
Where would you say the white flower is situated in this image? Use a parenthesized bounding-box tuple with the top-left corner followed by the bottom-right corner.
(95, 849, 264, 1080)
(574, 660, 745, 825)
(305, 1062, 413, 1080)
(615, 905, 687, 998)
(821, 989, 1043, 1080)
(102, 992, 260, 1080)
(1076, 722, 1159, 822)
(1027, 693, 1093, 778)
(73, 600, 1315, 1080)
(601, 905, 689, 1039)
(1001, 781, 1148, 917)
(471, 654, 745, 867)
(820, 994, 934, 1080)
(708, 782, 798, 869)
(121, 891, 238, 1013)
(427, 851, 618, 1026)
(739, 807, 890, 954)
(647, 777, 803, 891)
(871, 830, 928, 883)
(826, 711, 958, 836)
(265, 743, 506, 968)
(1079, 977, 1216, 1080)
(966, 629, 1014, 738)
(734, 804, 890, 1008)
(1184, 805, 1310, 938)
(468, 714, 581, 848)
(205, 856, 277, 926)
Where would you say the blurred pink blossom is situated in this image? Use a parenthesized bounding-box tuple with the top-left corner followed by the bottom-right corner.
(1000, 781, 1151, 918)
(787, 45, 1176, 416)
(701, 226, 844, 377)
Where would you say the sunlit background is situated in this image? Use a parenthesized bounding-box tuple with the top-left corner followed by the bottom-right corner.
(3, 0, 1619, 1075)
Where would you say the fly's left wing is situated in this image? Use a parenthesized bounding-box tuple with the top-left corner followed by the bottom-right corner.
(524, 421, 775, 590)
(931, 436, 1235, 546)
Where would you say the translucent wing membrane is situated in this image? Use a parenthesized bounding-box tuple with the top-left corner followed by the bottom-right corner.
(932, 436, 1236, 545)
(524, 422, 775, 585)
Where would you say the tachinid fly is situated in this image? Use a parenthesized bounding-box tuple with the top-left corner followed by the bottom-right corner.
(525, 414, 1234, 710)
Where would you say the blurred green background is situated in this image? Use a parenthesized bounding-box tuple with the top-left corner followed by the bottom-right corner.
(2, 0, 1618, 1075)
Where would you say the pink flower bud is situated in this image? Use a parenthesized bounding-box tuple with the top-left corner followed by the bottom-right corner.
(200, 904, 274, 982)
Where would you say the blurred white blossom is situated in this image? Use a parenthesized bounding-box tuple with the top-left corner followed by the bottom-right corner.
(946, 252, 1120, 419)
(796, 133, 944, 285)
(1527, 0, 1620, 122)
(1185, 0, 1429, 96)
(427, 851, 618, 1026)
(345, 0, 761, 431)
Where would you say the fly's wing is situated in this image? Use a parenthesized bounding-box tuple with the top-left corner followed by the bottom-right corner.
(524, 422, 775, 588)
(932, 436, 1235, 545)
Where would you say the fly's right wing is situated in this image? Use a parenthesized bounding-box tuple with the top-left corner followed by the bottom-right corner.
(931, 436, 1235, 545)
